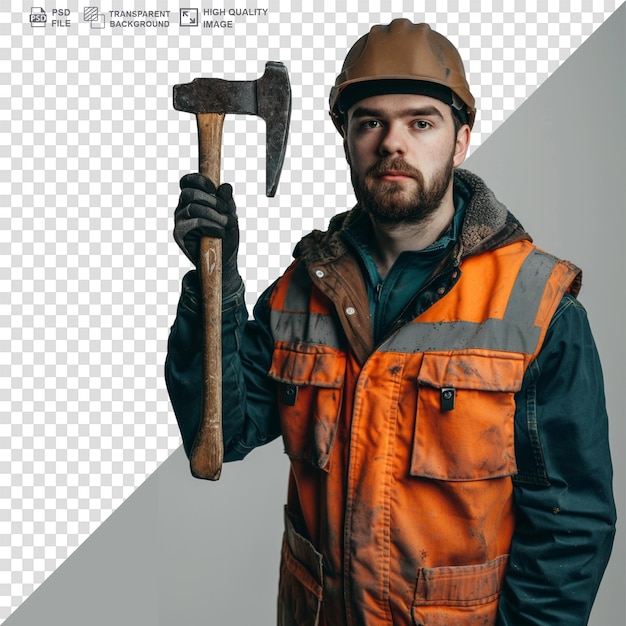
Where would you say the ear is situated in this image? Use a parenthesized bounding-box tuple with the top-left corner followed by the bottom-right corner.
(343, 135, 352, 167)
(453, 124, 471, 168)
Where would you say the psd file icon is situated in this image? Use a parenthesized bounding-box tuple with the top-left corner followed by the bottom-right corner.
(30, 7, 47, 27)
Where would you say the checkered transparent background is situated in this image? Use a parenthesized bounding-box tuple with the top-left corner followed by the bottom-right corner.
(0, 0, 621, 620)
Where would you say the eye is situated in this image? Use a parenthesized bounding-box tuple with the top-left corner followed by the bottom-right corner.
(413, 120, 431, 130)
(360, 119, 382, 130)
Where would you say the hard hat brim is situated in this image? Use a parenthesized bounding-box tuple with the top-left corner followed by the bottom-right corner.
(331, 77, 475, 131)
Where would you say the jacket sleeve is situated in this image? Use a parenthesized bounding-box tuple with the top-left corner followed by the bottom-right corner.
(497, 293, 616, 625)
(164, 270, 281, 462)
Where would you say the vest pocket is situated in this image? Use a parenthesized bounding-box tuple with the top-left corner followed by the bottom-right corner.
(269, 346, 345, 472)
(278, 508, 324, 626)
(411, 352, 523, 481)
(412, 554, 508, 626)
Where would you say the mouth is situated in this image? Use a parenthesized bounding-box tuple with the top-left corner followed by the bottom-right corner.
(364, 158, 422, 189)
(376, 170, 414, 184)
(377, 170, 415, 182)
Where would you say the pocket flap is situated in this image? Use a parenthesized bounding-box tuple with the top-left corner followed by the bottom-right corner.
(417, 352, 525, 392)
(415, 555, 509, 605)
(269, 346, 345, 388)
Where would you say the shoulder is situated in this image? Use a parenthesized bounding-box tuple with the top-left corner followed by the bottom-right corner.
(293, 207, 363, 262)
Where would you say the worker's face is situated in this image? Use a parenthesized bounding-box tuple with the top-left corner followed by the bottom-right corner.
(344, 93, 470, 225)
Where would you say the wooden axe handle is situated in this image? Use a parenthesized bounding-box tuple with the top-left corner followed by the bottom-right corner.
(189, 112, 225, 481)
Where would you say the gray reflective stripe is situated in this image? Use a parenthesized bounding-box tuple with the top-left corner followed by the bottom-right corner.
(271, 263, 344, 348)
(505, 249, 558, 322)
(381, 250, 559, 355)
(271, 309, 542, 354)
(380, 318, 541, 354)
(271, 310, 344, 349)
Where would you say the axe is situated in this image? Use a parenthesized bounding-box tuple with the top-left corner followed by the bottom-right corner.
(173, 62, 291, 480)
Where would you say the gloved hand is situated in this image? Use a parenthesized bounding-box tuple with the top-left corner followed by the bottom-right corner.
(174, 173, 242, 296)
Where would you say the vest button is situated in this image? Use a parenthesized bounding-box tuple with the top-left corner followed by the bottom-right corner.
(346, 306, 356, 315)
(437, 287, 446, 295)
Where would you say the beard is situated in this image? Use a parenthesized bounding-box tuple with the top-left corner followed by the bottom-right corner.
(352, 152, 455, 226)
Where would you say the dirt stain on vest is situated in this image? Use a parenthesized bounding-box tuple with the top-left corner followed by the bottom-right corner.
(389, 364, 402, 376)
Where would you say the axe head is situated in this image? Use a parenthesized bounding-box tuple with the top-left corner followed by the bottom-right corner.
(173, 61, 291, 196)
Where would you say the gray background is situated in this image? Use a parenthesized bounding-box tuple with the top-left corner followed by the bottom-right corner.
(1, 2, 624, 625)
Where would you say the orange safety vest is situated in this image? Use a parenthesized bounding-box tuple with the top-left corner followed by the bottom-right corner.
(268, 240, 580, 626)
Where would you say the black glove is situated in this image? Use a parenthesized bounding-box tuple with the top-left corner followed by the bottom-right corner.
(174, 173, 241, 295)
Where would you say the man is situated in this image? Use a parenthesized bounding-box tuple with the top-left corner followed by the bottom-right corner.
(166, 19, 616, 625)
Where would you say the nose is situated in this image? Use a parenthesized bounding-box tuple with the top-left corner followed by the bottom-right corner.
(378, 121, 407, 156)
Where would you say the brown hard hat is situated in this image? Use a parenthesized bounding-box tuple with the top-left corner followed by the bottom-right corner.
(329, 19, 476, 132)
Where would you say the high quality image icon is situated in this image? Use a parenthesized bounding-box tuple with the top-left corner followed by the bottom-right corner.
(180, 8, 198, 26)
